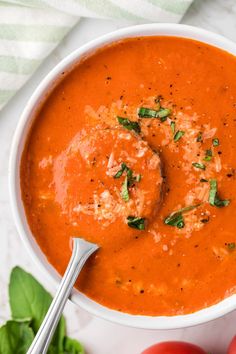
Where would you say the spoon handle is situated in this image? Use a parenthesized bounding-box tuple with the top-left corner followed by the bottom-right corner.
(27, 238, 98, 354)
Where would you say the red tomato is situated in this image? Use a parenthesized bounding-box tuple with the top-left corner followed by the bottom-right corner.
(141, 341, 206, 354)
(228, 336, 236, 354)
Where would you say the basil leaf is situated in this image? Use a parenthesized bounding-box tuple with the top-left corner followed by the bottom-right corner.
(64, 337, 85, 354)
(115, 163, 140, 201)
(214, 195, 230, 207)
(114, 163, 127, 179)
(126, 168, 133, 181)
(212, 138, 219, 146)
(209, 179, 217, 205)
(209, 179, 230, 207)
(164, 212, 184, 229)
(174, 130, 185, 142)
(114, 170, 123, 179)
(117, 117, 140, 134)
(121, 176, 129, 202)
(170, 121, 175, 134)
(178, 204, 201, 213)
(192, 162, 206, 170)
(136, 174, 142, 182)
(0, 321, 34, 354)
(138, 107, 171, 120)
(7, 267, 84, 354)
(158, 108, 171, 121)
(204, 156, 212, 162)
(204, 149, 212, 161)
(127, 216, 145, 230)
(164, 204, 201, 229)
(138, 107, 157, 118)
(9, 267, 65, 352)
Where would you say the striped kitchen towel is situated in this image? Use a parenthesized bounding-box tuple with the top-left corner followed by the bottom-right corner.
(0, 0, 193, 111)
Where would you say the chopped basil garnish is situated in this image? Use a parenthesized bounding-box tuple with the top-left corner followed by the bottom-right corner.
(170, 121, 175, 134)
(117, 116, 140, 134)
(138, 107, 171, 121)
(164, 212, 185, 229)
(121, 176, 129, 202)
(196, 132, 203, 142)
(136, 174, 142, 182)
(209, 179, 217, 205)
(164, 204, 201, 229)
(158, 108, 171, 121)
(115, 163, 141, 202)
(114, 162, 127, 179)
(126, 168, 133, 180)
(192, 162, 206, 170)
(209, 179, 230, 207)
(138, 107, 158, 118)
(204, 149, 212, 162)
(174, 130, 185, 142)
(200, 178, 208, 183)
(214, 195, 230, 207)
(228, 242, 236, 250)
(212, 138, 219, 147)
(127, 216, 145, 230)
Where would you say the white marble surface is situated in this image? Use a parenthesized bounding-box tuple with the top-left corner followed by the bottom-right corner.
(1, 1, 236, 353)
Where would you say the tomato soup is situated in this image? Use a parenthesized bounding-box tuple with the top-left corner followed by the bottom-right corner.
(21, 37, 236, 316)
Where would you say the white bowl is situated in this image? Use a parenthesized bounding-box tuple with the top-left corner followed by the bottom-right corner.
(9, 23, 236, 330)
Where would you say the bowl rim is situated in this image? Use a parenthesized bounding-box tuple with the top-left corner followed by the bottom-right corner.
(9, 23, 236, 330)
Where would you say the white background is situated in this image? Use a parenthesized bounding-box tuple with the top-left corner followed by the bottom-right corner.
(1, 1, 236, 353)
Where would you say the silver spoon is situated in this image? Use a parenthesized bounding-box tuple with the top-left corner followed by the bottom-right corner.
(27, 237, 99, 354)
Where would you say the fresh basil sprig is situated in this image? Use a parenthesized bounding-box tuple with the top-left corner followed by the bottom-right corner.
(0, 267, 84, 354)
